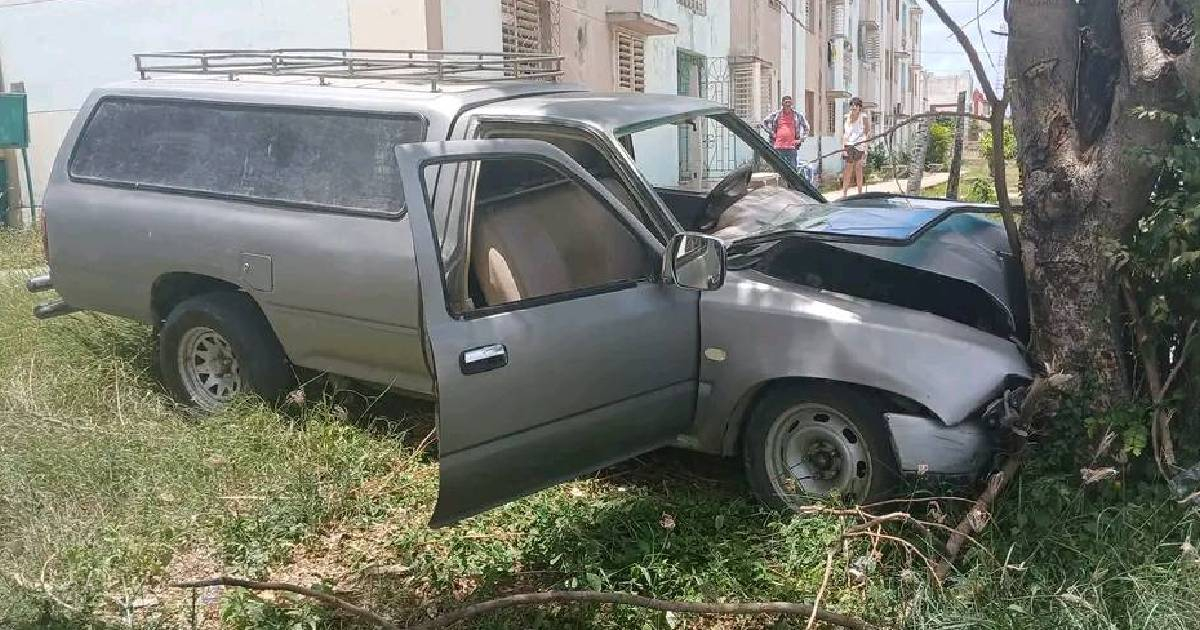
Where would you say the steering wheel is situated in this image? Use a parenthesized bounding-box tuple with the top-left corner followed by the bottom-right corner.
(699, 163, 754, 230)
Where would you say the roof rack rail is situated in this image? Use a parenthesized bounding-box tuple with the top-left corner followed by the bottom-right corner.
(133, 48, 565, 91)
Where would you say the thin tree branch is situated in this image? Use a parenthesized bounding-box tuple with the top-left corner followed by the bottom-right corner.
(925, 0, 1021, 258)
(172, 577, 884, 630)
(925, 0, 1000, 104)
(814, 111, 988, 162)
(172, 577, 400, 630)
(989, 102, 1022, 257)
(404, 590, 884, 630)
(1160, 321, 1197, 397)
(805, 549, 837, 630)
(961, 0, 1003, 30)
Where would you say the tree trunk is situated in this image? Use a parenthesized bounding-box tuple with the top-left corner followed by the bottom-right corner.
(1008, 0, 1193, 416)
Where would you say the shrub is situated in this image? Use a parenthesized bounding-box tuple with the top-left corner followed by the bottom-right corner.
(981, 121, 1017, 160)
(926, 119, 954, 167)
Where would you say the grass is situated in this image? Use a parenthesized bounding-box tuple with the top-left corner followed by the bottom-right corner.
(921, 154, 1021, 202)
(0, 228, 43, 270)
(1, 231, 1197, 629)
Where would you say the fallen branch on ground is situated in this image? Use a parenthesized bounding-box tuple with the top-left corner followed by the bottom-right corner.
(932, 373, 1073, 579)
(173, 577, 399, 629)
(171, 576, 884, 630)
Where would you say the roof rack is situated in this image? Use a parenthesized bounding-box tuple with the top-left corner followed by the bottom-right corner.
(133, 49, 565, 91)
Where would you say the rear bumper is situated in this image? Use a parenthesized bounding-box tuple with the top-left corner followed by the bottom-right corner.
(885, 412, 992, 477)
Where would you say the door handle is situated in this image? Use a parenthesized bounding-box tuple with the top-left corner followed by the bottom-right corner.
(460, 343, 508, 375)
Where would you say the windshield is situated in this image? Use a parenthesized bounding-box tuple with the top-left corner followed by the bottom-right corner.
(615, 112, 840, 239)
(617, 112, 814, 194)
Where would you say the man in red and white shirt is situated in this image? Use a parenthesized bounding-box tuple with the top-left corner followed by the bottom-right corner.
(762, 96, 811, 182)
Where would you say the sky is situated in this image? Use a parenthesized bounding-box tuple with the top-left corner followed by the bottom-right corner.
(918, 0, 1008, 95)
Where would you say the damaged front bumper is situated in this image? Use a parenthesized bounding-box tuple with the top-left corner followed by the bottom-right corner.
(886, 383, 1030, 478)
(886, 413, 992, 476)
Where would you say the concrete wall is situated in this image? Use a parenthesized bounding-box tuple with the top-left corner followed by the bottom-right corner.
(348, 0, 430, 48)
(557, 0, 617, 89)
(0, 0, 357, 218)
(926, 71, 973, 110)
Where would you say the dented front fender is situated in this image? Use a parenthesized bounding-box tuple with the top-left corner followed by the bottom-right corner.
(694, 270, 1032, 456)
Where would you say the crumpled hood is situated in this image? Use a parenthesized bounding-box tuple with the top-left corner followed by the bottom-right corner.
(720, 189, 1028, 341)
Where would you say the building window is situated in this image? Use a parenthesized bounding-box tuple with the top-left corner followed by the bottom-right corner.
(827, 101, 838, 136)
(730, 60, 774, 122)
(678, 0, 707, 15)
(859, 21, 880, 61)
(502, 0, 546, 54)
(614, 29, 646, 92)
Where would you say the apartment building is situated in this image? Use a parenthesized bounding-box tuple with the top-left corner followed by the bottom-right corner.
(1, 0, 924, 219)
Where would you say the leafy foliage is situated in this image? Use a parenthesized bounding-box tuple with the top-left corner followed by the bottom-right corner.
(867, 143, 887, 172)
(980, 121, 1016, 161)
(1114, 104, 1200, 461)
(925, 118, 954, 166)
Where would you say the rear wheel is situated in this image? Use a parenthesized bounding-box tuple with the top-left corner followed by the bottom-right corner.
(743, 383, 899, 510)
(158, 292, 292, 412)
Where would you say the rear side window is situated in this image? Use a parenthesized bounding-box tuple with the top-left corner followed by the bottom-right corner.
(69, 98, 424, 214)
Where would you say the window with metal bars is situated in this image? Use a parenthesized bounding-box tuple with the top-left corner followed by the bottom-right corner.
(729, 60, 773, 122)
(502, 0, 546, 55)
(859, 22, 880, 61)
(614, 29, 646, 92)
(829, 0, 846, 37)
(827, 101, 838, 136)
(678, 0, 707, 15)
(731, 62, 755, 120)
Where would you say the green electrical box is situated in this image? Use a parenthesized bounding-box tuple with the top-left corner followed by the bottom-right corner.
(0, 93, 29, 148)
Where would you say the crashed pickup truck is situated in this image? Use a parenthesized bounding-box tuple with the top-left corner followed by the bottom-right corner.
(30, 50, 1031, 526)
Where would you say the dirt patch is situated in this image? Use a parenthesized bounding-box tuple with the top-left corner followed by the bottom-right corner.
(121, 543, 226, 629)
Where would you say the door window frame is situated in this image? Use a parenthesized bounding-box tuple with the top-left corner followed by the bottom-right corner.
(459, 115, 684, 242)
(417, 151, 665, 321)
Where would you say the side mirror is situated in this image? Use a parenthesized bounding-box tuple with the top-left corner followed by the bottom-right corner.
(665, 232, 726, 291)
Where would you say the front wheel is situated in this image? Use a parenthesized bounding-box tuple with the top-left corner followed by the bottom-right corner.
(743, 383, 900, 510)
(158, 292, 293, 412)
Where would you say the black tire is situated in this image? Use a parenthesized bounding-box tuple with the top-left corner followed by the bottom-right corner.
(158, 291, 292, 411)
(743, 382, 900, 510)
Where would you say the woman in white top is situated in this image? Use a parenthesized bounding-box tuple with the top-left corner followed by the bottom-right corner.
(841, 97, 871, 197)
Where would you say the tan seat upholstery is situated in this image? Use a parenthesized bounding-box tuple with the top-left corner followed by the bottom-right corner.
(471, 180, 649, 307)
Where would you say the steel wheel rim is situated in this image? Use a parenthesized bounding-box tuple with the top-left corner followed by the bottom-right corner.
(177, 327, 243, 410)
(764, 402, 872, 507)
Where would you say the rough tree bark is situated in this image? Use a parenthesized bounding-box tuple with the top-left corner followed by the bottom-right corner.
(1006, 0, 1195, 414)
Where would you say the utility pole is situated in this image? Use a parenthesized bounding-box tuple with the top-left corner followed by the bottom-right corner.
(905, 116, 929, 195)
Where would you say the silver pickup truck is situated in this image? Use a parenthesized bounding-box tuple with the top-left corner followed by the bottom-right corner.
(29, 50, 1031, 526)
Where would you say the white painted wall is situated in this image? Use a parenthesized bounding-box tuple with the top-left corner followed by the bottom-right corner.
(439, 0, 502, 52)
(0, 0, 355, 215)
